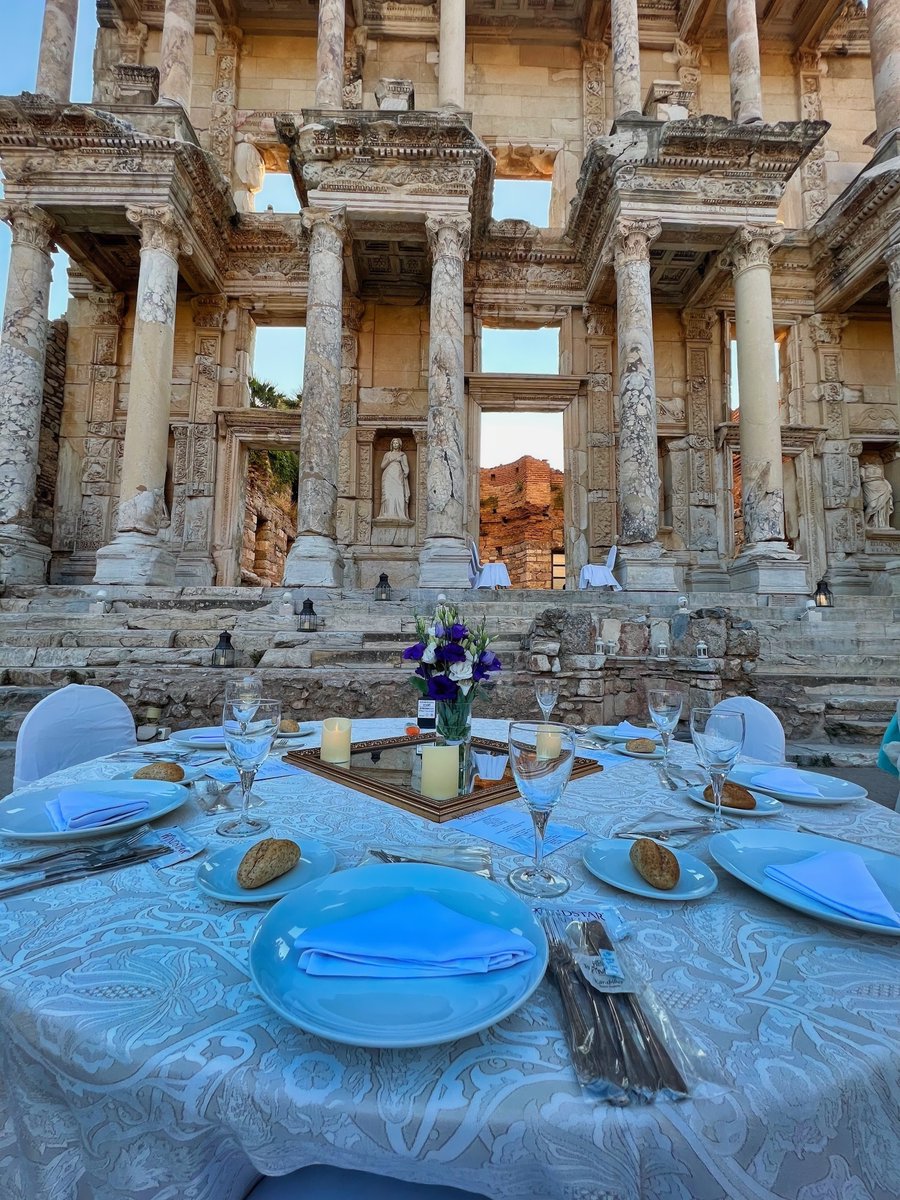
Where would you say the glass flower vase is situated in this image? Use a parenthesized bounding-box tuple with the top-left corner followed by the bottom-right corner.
(436, 691, 474, 792)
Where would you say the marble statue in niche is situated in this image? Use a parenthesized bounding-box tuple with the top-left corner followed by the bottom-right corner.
(862, 461, 895, 529)
(378, 437, 410, 521)
(233, 136, 265, 213)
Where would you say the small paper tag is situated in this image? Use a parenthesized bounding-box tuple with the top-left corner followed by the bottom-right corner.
(148, 826, 205, 870)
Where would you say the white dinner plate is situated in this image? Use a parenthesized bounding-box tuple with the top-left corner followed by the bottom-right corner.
(708, 829, 900, 936)
(0, 780, 188, 841)
(249, 862, 548, 1048)
(609, 741, 665, 761)
(197, 836, 336, 904)
(582, 838, 718, 900)
(588, 725, 660, 743)
(686, 785, 782, 817)
(728, 763, 866, 805)
(169, 726, 228, 750)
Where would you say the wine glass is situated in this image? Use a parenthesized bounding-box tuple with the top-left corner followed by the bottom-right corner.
(534, 678, 560, 723)
(647, 687, 683, 777)
(217, 698, 281, 838)
(225, 676, 262, 727)
(689, 707, 745, 833)
(507, 721, 576, 898)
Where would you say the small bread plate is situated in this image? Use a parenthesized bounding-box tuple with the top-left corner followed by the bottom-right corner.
(0, 780, 188, 842)
(609, 741, 665, 761)
(249, 862, 548, 1048)
(274, 726, 316, 748)
(169, 725, 228, 750)
(197, 836, 336, 904)
(708, 829, 900, 936)
(588, 725, 660, 743)
(686, 785, 782, 817)
(583, 838, 717, 900)
(728, 763, 866, 806)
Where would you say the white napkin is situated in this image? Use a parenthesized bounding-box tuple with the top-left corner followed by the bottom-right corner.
(614, 721, 660, 742)
(752, 768, 823, 798)
(46, 786, 149, 832)
(294, 894, 536, 978)
(183, 728, 224, 743)
(472, 751, 508, 781)
(765, 850, 900, 929)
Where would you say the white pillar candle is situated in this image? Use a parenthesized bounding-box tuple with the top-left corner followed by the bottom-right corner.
(420, 744, 460, 801)
(536, 729, 562, 761)
(321, 717, 351, 763)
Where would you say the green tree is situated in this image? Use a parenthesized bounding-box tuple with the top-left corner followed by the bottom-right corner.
(249, 376, 301, 411)
(248, 377, 301, 495)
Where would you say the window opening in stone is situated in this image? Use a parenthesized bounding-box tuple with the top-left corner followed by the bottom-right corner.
(491, 179, 552, 226)
(551, 549, 566, 590)
(481, 326, 559, 374)
(728, 324, 781, 416)
(480, 412, 564, 589)
(253, 171, 302, 214)
(252, 325, 305, 401)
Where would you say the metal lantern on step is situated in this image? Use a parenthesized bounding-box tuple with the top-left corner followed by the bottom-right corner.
(211, 630, 236, 668)
(814, 578, 834, 608)
(375, 573, 392, 602)
(299, 598, 319, 632)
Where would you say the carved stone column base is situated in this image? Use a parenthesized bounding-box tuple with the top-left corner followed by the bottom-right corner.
(174, 550, 216, 586)
(0, 526, 50, 585)
(615, 544, 681, 591)
(418, 537, 473, 589)
(94, 532, 175, 585)
(686, 554, 731, 591)
(728, 545, 808, 594)
(825, 560, 870, 595)
(282, 534, 344, 587)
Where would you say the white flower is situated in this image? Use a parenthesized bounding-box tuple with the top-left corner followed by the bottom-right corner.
(459, 681, 473, 695)
(421, 643, 436, 664)
(449, 660, 473, 682)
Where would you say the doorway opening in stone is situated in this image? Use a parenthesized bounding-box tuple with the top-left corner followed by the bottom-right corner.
(479, 412, 565, 589)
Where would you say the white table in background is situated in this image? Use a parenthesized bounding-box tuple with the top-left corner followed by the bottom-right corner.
(473, 563, 511, 589)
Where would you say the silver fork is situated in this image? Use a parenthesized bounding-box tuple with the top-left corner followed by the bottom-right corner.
(0, 825, 152, 874)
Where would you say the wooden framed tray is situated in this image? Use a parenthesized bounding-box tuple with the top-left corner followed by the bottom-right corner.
(283, 734, 603, 822)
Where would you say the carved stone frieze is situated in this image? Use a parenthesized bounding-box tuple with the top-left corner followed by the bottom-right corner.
(191, 293, 228, 329)
(681, 308, 716, 342)
(583, 304, 614, 337)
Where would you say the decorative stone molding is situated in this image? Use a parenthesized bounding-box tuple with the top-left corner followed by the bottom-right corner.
(125, 205, 191, 259)
(113, 19, 148, 65)
(113, 64, 159, 105)
(583, 304, 614, 337)
(581, 40, 609, 141)
(723, 225, 783, 275)
(209, 25, 242, 177)
(375, 79, 415, 111)
(665, 40, 702, 118)
(793, 50, 828, 225)
(612, 218, 662, 269)
(426, 213, 471, 262)
(886, 243, 900, 290)
(191, 293, 228, 329)
(0, 204, 56, 254)
(681, 308, 716, 342)
(808, 313, 848, 345)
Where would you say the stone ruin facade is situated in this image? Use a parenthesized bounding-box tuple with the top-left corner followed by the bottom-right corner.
(480, 456, 565, 588)
(0, 0, 899, 599)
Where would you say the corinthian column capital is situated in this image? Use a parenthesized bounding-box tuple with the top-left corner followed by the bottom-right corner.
(0, 204, 57, 254)
(302, 207, 349, 256)
(580, 39, 609, 65)
(126, 205, 191, 258)
(425, 213, 471, 262)
(612, 218, 662, 270)
(885, 241, 900, 291)
(725, 224, 783, 275)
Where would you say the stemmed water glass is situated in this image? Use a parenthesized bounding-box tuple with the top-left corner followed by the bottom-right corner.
(507, 721, 576, 898)
(689, 707, 745, 833)
(534, 679, 560, 723)
(225, 676, 262, 727)
(647, 687, 683, 779)
(217, 698, 281, 838)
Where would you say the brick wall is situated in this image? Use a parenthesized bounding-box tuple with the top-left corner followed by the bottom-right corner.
(479, 455, 564, 588)
(35, 319, 67, 547)
(241, 455, 296, 586)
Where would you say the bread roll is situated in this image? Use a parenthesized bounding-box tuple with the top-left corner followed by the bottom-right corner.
(133, 761, 185, 783)
(625, 737, 657, 754)
(629, 838, 680, 890)
(279, 718, 300, 734)
(703, 781, 756, 810)
(237, 838, 301, 889)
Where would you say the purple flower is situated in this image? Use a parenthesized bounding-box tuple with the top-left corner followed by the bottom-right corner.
(479, 649, 502, 673)
(449, 623, 468, 641)
(472, 664, 489, 683)
(436, 642, 466, 665)
(402, 642, 426, 661)
(433, 621, 445, 638)
(426, 674, 459, 702)
(414, 664, 428, 679)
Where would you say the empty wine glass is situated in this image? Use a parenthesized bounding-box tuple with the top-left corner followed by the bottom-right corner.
(689, 707, 745, 832)
(647, 687, 683, 777)
(507, 721, 576, 898)
(217, 698, 281, 838)
(534, 678, 560, 723)
(225, 676, 262, 727)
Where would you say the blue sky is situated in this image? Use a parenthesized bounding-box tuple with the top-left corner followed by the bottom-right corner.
(0, 3, 563, 468)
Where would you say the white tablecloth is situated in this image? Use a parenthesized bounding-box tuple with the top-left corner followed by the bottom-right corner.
(578, 564, 621, 590)
(473, 563, 511, 589)
(1, 718, 899, 1200)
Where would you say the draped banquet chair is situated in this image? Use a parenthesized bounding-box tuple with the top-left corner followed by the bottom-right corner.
(711, 695, 786, 766)
(468, 540, 511, 589)
(577, 546, 622, 591)
(246, 1166, 488, 1199)
(12, 683, 136, 791)
(876, 698, 900, 811)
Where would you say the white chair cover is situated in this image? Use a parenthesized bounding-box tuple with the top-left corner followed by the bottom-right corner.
(578, 545, 622, 591)
(247, 1166, 487, 1200)
(469, 540, 511, 589)
(13, 683, 136, 791)
(712, 695, 786, 766)
(468, 540, 480, 588)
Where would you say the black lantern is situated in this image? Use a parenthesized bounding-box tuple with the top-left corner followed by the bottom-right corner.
(375, 573, 392, 602)
(813, 578, 834, 608)
(298, 598, 319, 632)
(211, 630, 236, 668)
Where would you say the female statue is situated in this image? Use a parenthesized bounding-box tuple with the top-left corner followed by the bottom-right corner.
(378, 438, 410, 521)
(862, 462, 894, 530)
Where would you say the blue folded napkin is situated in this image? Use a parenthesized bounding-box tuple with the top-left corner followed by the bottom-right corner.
(764, 850, 900, 929)
(184, 728, 224, 742)
(46, 786, 149, 832)
(294, 893, 536, 978)
(614, 721, 660, 741)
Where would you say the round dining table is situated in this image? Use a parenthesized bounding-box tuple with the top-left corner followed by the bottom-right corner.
(0, 718, 898, 1200)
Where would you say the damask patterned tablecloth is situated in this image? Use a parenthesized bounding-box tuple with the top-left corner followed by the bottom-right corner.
(1, 718, 899, 1200)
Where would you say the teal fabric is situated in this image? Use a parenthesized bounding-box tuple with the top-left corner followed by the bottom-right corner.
(877, 713, 900, 776)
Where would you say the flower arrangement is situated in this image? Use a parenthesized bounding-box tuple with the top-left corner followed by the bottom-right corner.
(402, 604, 502, 742)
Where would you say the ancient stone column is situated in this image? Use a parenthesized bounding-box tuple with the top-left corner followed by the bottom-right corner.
(282, 208, 347, 587)
(315, 0, 346, 109)
(728, 226, 786, 546)
(868, 0, 900, 145)
(886, 244, 900, 410)
(610, 0, 642, 120)
(36, 0, 78, 103)
(158, 0, 197, 113)
(0, 205, 57, 584)
(418, 213, 472, 589)
(94, 206, 189, 585)
(438, 0, 466, 110)
(613, 219, 662, 546)
(726, 0, 763, 123)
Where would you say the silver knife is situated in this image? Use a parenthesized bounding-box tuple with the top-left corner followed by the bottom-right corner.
(0, 844, 167, 900)
(0, 825, 153, 873)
